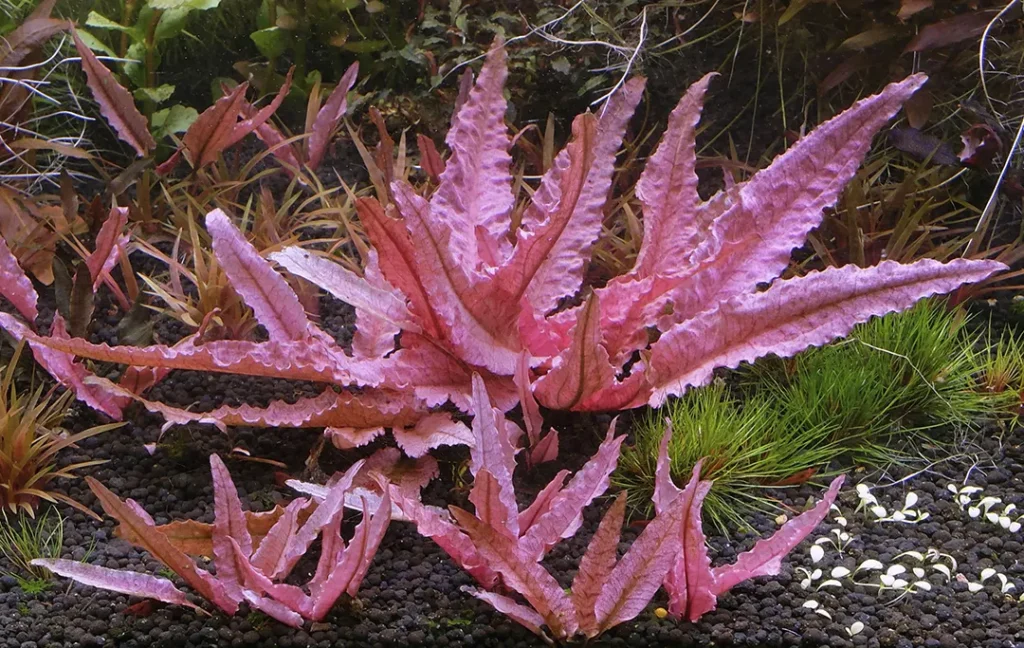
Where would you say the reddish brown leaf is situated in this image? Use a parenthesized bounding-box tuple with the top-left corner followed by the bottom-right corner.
(897, 0, 934, 21)
(959, 123, 1002, 169)
(904, 11, 998, 53)
(71, 29, 155, 157)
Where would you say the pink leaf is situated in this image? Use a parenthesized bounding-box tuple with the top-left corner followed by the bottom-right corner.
(430, 39, 514, 270)
(467, 374, 519, 537)
(517, 470, 569, 537)
(647, 259, 1005, 405)
(1, 326, 381, 387)
(514, 353, 543, 447)
(228, 537, 309, 614)
(629, 73, 716, 280)
(711, 475, 845, 595)
(352, 250, 403, 358)
(206, 209, 311, 341)
(32, 559, 198, 610)
(276, 460, 365, 578)
(388, 486, 497, 587)
(0, 232, 38, 320)
(391, 180, 519, 374)
(356, 197, 443, 339)
(670, 75, 928, 322)
(572, 492, 626, 636)
(662, 464, 715, 622)
(240, 589, 304, 628)
(336, 485, 392, 598)
(463, 587, 548, 637)
(488, 111, 596, 313)
(226, 69, 293, 150)
(307, 62, 359, 171)
(210, 455, 252, 601)
(518, 421, 624, 561)
(85, 206, 129, 291)
(533, 294, 617, 410)
(0, 313, 126, 419)
(86, 477, 239, 614)
(269, 246, 415, 333)
(451, 507, 578, 639)
(249, 498, 307, 579)
(653, 419, 682, 514)
(392, 412, 473, 457)
(529, 428, 559, 466)
(520, 77, 645, 314)
(593, 489, 686, 634)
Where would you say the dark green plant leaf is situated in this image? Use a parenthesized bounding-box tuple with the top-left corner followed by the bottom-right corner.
(116, 296, 153, 347)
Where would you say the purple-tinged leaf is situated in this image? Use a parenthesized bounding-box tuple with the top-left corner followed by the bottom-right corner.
(276, 460, 365, 578)
(0, 326, 381, 386)
(518, 421, 624, 561)
(207, 210, 311, 341)
(356, 197, 442, 339)
(391, 181, 519, 374)
(593, 490, 686, 635)
(71, 28, 155, 157)
(249, 498, 307, 579)
(430, 39, 513, 270)
(0, 0, 65, 68)
(487, 111, 596, 313)
(392, 412, 473, 457)
(388, 486, 497, 587)
(467, 374, 519, 537)
(241, 589, 304, 628)
(647, 259, 1005, 405)
(519, 77, 644, 314)
(533, 294, 617, 410)
(32, 559, 198, 610)
(87, 477, 239, 614)
(451, 507, 577, 639)
(463, 586, 548, 638)
(0, 232, 38, 321)
(514, 353, 543, 447)
(0, 313, 126, 419)
(125, 499, 156, 526)
(307, 62, 359, 171)
(269, 246, 415, 333)
(653, 419, 682, 513)
(572, 492, 626, 636)
(711, 475, 845, 595)
(210, 455, 252, 601)
(671, 75, 928, 322)
(629, 73, 715, 280)
(85, 206, 129, 291)
(517, 470, 569, 537)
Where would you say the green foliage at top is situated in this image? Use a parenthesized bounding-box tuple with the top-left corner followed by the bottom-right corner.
(616, 299, 1021, 532)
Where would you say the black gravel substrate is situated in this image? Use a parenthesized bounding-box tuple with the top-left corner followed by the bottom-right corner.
(3, 392, 1024, 648)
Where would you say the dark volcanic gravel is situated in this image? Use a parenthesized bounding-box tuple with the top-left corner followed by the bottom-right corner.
(2, 396, 1024, 647)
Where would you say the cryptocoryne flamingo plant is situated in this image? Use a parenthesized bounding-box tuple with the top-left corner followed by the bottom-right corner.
(385, 374, 844, 641)
(32, 455, 391, 626)
(0, 39, 1003, 454)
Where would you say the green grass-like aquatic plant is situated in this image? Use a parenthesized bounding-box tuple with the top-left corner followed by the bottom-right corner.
(0, 507, 63, 583)
(615, 382, 840, 532)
